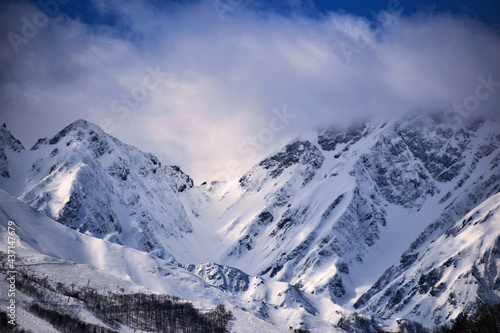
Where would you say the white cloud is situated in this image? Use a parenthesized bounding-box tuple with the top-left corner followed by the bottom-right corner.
(1, 1, 499, 182)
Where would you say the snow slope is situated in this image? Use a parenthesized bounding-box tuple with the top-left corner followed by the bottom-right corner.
(354, 192, 500, 329)
(0, 188, 344, 332)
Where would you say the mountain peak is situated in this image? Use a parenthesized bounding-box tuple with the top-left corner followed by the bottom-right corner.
(0, 123, 25, 153)
(67, 118, 95, 128)
(51, 118, 103, 143)
(30, 119, 106, 151)
(0, 124, 25, 180)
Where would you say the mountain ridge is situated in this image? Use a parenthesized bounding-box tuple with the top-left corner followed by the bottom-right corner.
(1, 112, 499, 331)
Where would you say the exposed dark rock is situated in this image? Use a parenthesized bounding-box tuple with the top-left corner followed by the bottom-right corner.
(317, 122, 370, 151)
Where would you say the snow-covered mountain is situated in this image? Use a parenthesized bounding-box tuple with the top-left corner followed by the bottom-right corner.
(183, 114, 500, 311)
(1, 112, 499, 332)
(1, 120, 194, 253)
(354, 192, 500, 329)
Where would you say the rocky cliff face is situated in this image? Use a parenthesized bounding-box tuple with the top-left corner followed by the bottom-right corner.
(0, 124, 25, 195)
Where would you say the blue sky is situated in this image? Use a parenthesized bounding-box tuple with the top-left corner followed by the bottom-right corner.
(314, 0, 500, 25)
(2, 0, 500, 181)
(35, 0, 500, 26)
